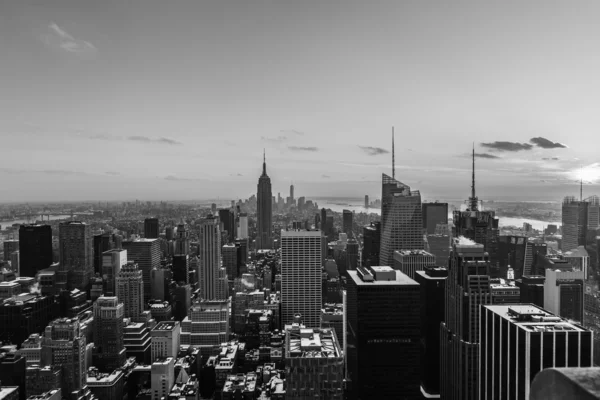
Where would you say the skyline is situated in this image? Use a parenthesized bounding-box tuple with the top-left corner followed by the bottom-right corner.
(2, 1, 600, 202)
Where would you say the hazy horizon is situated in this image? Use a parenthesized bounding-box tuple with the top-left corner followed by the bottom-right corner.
(2, 0, 600, 203)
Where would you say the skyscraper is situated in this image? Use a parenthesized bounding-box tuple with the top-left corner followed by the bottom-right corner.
(342, 209, 353, 237)
(440, 237, 493, 400)
(281, 230, 322, 328)
(415, 267, 447, 397)
(256, 152, 273, 250)
(174, 222, 190, 255)
(452, 149, 499, 267)
(586, 195, 600, 230)
(379, 174, 424, 266)
(198, 215, 224, 300)
(170, 254, 187, 283)
(347, 266, 421, 399)
(237, 213, 249, 239)
(544, 267, 584, 322)
(480, 304, 593, 400)
(422, 202, 449, 234)
(93, 233, 111, 275)
(218, 209, 235, 244)
(18, 224, 52, 278)
(180, 300, 229, 356)
(144, 218, 159, 239)
(102, 249, 127, 297)
(116, 261, 144, 319)
(284, 322, 344, 400)
(58, 221, 93, 291)
(41, 318, 87, 396)
(290, 183, 294, 205)
(362, 221, 381, 267)
(122, 239, 161, 304)
(562, 196, 588, 252)
(393, 249, 436, 280)
(3, 240, 19, 262)
(93, 296, 126, 371)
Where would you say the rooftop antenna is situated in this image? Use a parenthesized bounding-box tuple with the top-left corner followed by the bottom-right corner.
(468, 143, 479, 211)
(580, 165, 583, 202)
(392, 126, 395, 180)
(262, 149, 267, 176)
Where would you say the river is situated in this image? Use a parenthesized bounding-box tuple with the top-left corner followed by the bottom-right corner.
(317, 200, 561, 232)
(0, 215, 73, 229)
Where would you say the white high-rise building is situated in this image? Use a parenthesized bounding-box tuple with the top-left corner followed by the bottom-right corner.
(199, 215, 223, 300)
(281, 229, 322, 328)
(102, 249, 127, 296)
(116, 261, 144, 319)
(238, 213, 249, 239)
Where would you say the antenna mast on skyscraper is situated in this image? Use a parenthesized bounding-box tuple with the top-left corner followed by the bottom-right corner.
(392, 126, 395, 180)
(580, 166, 583, 202)
(468, 143, 479, 211)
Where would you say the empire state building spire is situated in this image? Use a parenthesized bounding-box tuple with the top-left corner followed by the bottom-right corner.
(257, 150, 273, 249)
(468, 143, 479, 211)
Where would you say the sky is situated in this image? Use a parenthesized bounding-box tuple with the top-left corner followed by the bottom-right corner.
(1, 0, 600, 203)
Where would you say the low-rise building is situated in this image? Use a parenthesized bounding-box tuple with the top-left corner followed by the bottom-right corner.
(86, 368, 124, 400)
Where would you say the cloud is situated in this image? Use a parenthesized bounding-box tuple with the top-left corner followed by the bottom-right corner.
(474, 153, 501, 159)
(261, 136, 288, 143)
(127, 136, 182, 145)
(42, 23, 97, 55)
(105, 171, 120, 176)
(480, 141, 533, 152)
(288, 146, 318, 152)
(322, 174, 330, 178)
(164, 175, 206, 182)
(238, 173, 243, 176)
(530, 137, 568, 149)
(42, 169, 89, 176)
(542, 157, 560, 161)
(156, 137, 182, 145)
(358, 146, 390, 156)
(128, 136, 152, 143)
(280, 129, 304, 135)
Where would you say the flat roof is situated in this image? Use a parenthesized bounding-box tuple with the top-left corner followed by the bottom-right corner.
(348, 269, 419, 286)
(281, 230, 322, 237)
(153, 321, 177, 331)
(394, 249, 435, 257)
(484, 304, 587, 333)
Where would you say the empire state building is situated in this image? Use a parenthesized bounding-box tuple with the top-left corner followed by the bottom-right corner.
(256, 151, 272, 249)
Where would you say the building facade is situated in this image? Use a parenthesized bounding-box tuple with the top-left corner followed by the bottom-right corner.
(480, 304, 593, 400)
(19, 224, 53, 278)
(58, 222, 93, 291)
(92, 296, 125, 371)
(393, 249, 436, 280)
(116, 261, 144, 319)
(199, 215, 225, 300)
(281, 230, 322, 328)
(347, 266, 421, 399)
(122, 239, 161, 304)
(562, 196, 588, 252)
(380, 174, 423, 267)
(422, 202, 449, 235)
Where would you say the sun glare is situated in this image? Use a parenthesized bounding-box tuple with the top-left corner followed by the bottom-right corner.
(574, 164, 600, 183)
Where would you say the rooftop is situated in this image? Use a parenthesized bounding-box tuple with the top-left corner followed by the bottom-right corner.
(349, 267, 418, 286)
(152, 321, 178, 331)
(286, 326, 341, 358)
(87, 369, 123, 384)
(394, 249, 435, 257)
(0, 387, 18, 399)
(484, 304, 587, 333)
